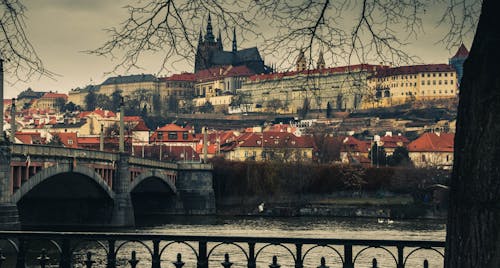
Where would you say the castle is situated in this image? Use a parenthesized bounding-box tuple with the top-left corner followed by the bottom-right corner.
(194, 14, 271, 75)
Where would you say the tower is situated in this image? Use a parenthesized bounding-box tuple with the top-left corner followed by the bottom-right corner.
(232, 27, 237, 53)
(317, 51, 325, 69)
(296, 50, 307, 72)
(449, 43, 469, 85)
(194, 14, 224, 72)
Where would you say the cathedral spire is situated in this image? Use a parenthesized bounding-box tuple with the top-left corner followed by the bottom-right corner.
(232, 27, 237, 52)
(198, 28, 203, 45)
(217, 29, 223, 50)
(296, 49, 306, 71)
(205, 13, 215, 43)
(317, 51, 325, 69)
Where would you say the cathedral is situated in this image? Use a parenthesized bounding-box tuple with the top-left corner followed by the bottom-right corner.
(194, 14, 271, 74)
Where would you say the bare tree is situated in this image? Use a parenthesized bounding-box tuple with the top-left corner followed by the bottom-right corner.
(0, 1, 51, 81)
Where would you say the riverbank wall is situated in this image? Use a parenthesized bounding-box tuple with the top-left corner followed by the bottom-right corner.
(216, 193, 447, 220)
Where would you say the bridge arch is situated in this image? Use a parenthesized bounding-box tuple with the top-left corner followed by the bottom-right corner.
(129, 170, 177, 194)
(11, 164, 115, 204)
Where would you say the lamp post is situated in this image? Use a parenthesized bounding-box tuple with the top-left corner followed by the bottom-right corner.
(158, 132, 163, 160)
(119, 97, 125, 153)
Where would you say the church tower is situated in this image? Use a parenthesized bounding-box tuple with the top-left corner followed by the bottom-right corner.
(232, 28, 237, 53)
(195, 14, 224, 73)
(296, 50, 307, 71)
(317, 51, 325, 69)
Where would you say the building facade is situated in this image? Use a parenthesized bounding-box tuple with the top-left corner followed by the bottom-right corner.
(240, 64, 380, 114)
(365, 64, 458, 108)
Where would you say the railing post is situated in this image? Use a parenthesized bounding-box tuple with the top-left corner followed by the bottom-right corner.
(84, 252, 95, 268)
(343, 244, 354, 268)
(59, 239, 71, 268)
(151, 240, 161, 268)
(197, 241, 208, 268)
(247, 242, 256, 268)
(106, 240, 116, 268)
(0, 248, 6, 268)
(16, 238, 26, 268)
(397, 245, 404, 268)
(295, 244, 303, 268)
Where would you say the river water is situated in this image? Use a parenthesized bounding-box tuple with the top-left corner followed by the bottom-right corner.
(8, 216, 447, 267)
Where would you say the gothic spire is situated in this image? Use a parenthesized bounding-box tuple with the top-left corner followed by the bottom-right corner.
(205, 13, 215, 43)
(198, 28, 203, 44)
(317, 51, 325, 69)
(232, 27, 237, 52)
(217, 29, 223, 50)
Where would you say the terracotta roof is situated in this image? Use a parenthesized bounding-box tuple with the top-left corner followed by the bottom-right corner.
(41, 93, 68, 100)
(407, 132, 454, 152)
(371, 64, 455, 78)
(151, 123, 196, 142)
(78, 109, 116, 119)
(15, 132, 44, 144)
(195, 65, 255, 82)
(380, 135, 410, 148)
(53, 132, 78, 148)
(77, 137, 100, 144)
(341, 136, 371, 153)
(452, 44, 469, 59)
(161, 73, 196, 82)
(247, 64, 381, 82)
(132, 120, 150, 131)
(237, 132, 314, 148)
(124, 116, 142, 122)
(156, 123, 189, 132)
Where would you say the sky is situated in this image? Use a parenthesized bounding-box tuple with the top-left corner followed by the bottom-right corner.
(3, 0, 474, 99)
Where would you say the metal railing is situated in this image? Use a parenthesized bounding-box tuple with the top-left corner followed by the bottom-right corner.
(0, 231, 445, 268)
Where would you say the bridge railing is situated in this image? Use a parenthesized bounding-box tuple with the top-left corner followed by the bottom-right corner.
(11, 144, 119, 162)
(0, 231, 445, 268)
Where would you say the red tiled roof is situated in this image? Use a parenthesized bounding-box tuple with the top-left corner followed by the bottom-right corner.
(78, 109, 116, 119)
(41, 93, 68, 100)
(341, 136, 371, 153)
(156, 123, 189, 132)
(151, 123, 196, 142)
(77, 137, 100, 144)
(195, 65, 255, 82)
(53, 132, 78, 148)
(248, 64, 382, 82)
(124, 116, 142, 122)
(132, 120, 150, 131)
(15, 132, 43, 144)
(161, 73, 196, 82)
(236, 132, 314, 148)
(452, 44, 469, 59)
(371, 64, 454, 78)
(380, 135, 410, 148)
(407, 132, 454, 152)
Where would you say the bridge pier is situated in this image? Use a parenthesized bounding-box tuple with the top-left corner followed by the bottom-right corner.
(110, 153, 135, 227)
(176, 163, 216, 215)
(0, 144, 20, 230)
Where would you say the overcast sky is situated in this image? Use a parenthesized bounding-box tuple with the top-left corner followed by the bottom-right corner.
(3, 0, 474, 99)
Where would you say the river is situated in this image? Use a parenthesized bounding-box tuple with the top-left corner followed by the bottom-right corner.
(6, 216, 446, 267)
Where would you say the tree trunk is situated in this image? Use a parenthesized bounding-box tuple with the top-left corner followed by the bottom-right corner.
(445, 0, 500, 267)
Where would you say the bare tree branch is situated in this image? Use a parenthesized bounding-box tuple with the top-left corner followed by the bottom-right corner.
(0, 0, 53, 82)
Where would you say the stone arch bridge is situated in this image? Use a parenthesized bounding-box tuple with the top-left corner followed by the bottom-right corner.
(0, 144, 215, 229)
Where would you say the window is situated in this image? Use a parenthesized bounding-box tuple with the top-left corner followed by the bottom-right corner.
(427, 73, 430, 77)
(168, 132, 178, 140)
(439, 73, 442, 77)
(451, 80, 454, 85)
(422, 155, 426, 162)
(445, 80, 448, 85)
(445, 73, 448, 77)
(439, 80, 442, 85)
(421, 81, 425, 85)
(68, 139, 73, 145)
(433, 73, 436, 77)
(421, 73, 425, 77)
(182, 132, 189, 140)
(433, 80, 436, 85)
(450, 73, 454, 76)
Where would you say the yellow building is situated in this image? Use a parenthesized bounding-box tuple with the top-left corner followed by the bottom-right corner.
(98, 74, 159, 97)
(68, 85, 99, 108)
(365, 64, 458, 108)
(32, 92, 68, 110)
(221, 132, 315, 162)
(158, 73, 195, 111)
(194, 65, 253, 98)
